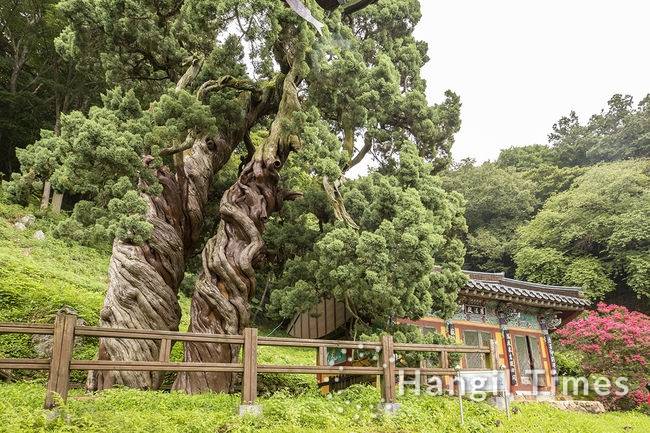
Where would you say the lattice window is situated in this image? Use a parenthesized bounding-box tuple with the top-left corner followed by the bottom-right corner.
(463, 330, 491, 368)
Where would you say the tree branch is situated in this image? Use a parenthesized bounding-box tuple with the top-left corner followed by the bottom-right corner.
(175, 57, 203, 91)
(238, 130, 256, 174)
(159, 134, 196, 157)
(343, 133, 372, 173)
(323, 176, 359, 229)
(196, 75, 259, 100)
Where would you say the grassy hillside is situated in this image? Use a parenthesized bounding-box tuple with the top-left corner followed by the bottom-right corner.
(0, 203, 315, 388)
(1, 383, 649, 433)
(0, 203, 108, 326)
(0, 204, 108, 367)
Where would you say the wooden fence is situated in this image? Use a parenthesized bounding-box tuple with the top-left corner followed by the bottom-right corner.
(0, 312, 495, 410)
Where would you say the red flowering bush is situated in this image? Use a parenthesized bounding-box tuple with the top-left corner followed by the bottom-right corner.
(556, 303, 650, 410)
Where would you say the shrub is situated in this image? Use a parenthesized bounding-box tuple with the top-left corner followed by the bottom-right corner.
(554, 349, 584, 377)
(556, 303, 650, 410)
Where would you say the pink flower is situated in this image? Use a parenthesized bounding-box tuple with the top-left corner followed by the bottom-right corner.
(557, 303, 650, 409)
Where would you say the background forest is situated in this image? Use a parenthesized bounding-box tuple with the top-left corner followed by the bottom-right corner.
(443, 94, 650, 312)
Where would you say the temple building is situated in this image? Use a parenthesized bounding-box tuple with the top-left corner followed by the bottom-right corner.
(287, 270, 590, 398)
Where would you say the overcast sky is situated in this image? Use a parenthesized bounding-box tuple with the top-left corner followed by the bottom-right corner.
(414, 0, 650, 163)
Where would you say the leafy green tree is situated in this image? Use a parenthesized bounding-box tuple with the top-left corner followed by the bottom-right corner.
(269, 143, 467, 332)
(175, 0, 463, 394)
(7, 1, 282, 391)
(447, 93, 650, 281)
(497, 144, 556, 171)
(14, 86, 219, 245)
(56, 0, 212, 95)
(441, 160, 537, 275)
(587, 95, 650, 163)
(520, 164, 586, 205)
(0, 0, 97, 178)
(550, 94, 650, 167)
(513, 247, 568, 286)
(515, 159, 650, 307)
(496, 144, 586, 205)
(5, 0, 463, 394)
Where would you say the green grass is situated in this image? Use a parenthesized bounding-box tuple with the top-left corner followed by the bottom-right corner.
(0, 206, 109, 371)
(256, 325, 318, 392)
(0, 382, 648, 433)
(0, 208, 108, 326)
(0, 204, 316, 389)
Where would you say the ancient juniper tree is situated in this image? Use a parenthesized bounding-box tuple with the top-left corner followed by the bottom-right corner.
(175, 0, 465, 392)
(9, 0, 464, 393)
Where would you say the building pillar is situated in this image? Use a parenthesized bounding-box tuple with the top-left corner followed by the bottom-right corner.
(539, 318, 558, 394)
(498, 312, 517, 393)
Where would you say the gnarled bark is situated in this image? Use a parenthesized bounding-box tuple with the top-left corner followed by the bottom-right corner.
(89, 136, 233, 390)
(174, 66, 302, 394)
(88, 70, 282, 391)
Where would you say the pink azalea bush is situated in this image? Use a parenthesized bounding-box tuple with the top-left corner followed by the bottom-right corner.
(556, 302, 650, 411)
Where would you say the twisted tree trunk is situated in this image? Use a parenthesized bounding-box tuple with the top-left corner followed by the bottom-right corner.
(89, 136, 234, 390)
(174, 67, 302, 393)
(88, 69, 281, 391)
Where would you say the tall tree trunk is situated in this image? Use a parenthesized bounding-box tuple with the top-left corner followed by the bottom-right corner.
(44, 96, 64, 210)
(9, 43, 27, 94)
(88, 70, 281, 391)
(174, 66, 302, 394)
(50, 192, 64, 213)
(40, 181, 51, 209)
(89, 136, 234, 390)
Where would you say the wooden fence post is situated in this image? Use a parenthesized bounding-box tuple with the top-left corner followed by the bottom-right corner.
(440, 350, 449, 369)
(240, 328, 258, 412)
(317, 346, 327, 367)
(439, 349, 449, 390)
(419, 358, 427, 387)
(158, 338, 172, 363)
(44, 312, 76, 409)
(380, 335, 396, 405)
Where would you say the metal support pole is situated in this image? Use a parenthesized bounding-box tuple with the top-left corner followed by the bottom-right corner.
(500, 365, 511, 419)
(455, 365, 464, 425)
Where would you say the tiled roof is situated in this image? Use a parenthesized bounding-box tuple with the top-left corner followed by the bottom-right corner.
(461, 271, 590, 310)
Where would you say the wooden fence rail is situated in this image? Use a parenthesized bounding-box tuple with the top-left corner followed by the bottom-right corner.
(0, 312, 495, 411)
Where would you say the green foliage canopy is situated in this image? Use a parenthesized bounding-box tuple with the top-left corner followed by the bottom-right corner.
(269, 144, 467, 330)
(550, 94, 650, 167)
(0, 0, 97, 177)
(10, 86, 216, 245)
(515, 159, 650, 301)
(440, 93, 650, 312)
(4, 1, 468, 332)
(441, 160, 537, 275)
